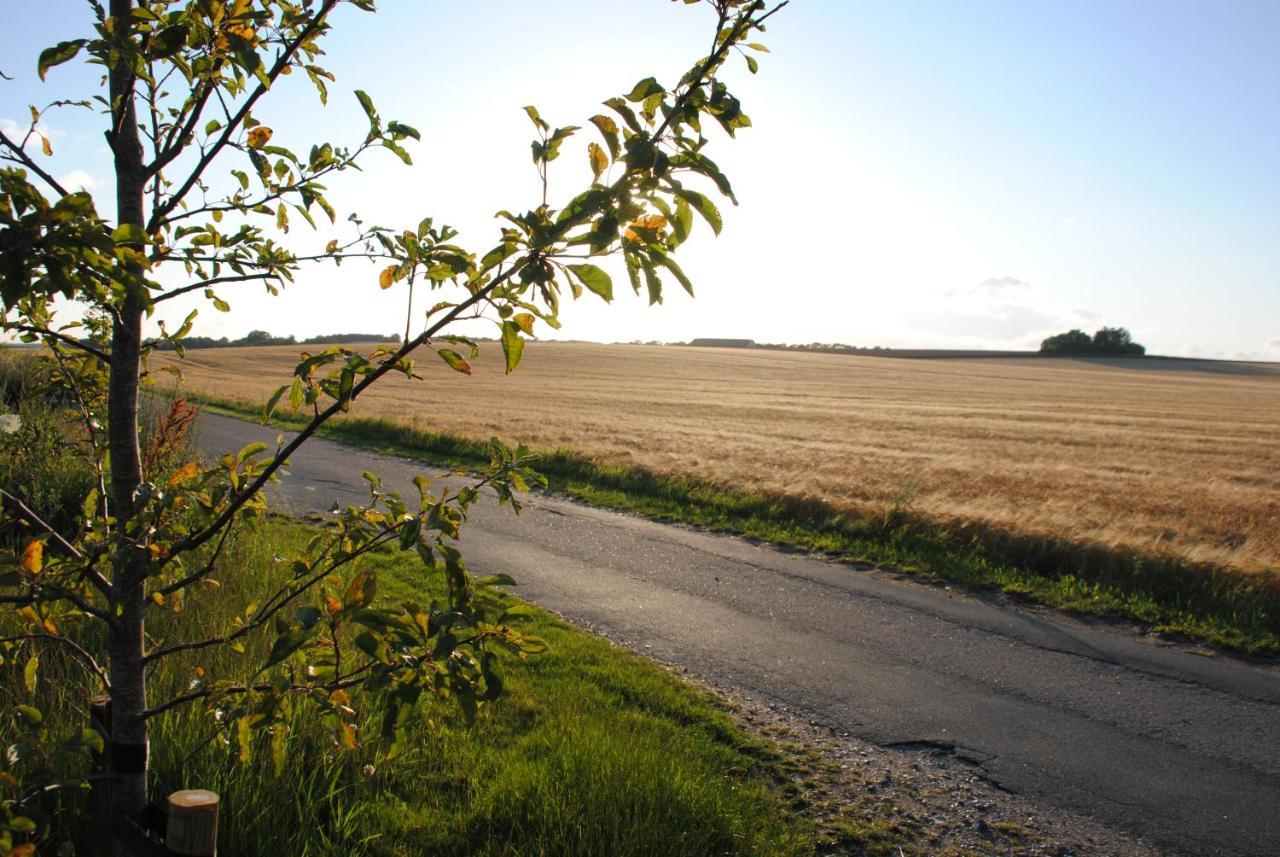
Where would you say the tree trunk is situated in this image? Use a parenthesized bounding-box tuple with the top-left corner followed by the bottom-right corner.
(106, 0, 151, 839)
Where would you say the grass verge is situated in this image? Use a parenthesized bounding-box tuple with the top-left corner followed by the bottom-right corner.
(4, 517, 813, 856)
(195, 395, 1279, 656)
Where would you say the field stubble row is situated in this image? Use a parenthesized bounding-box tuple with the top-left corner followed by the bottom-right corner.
(162, 343, 1280, 580)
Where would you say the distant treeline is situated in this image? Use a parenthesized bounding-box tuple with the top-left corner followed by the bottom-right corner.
(154, 330, 401, 350)
(1040, 327, 1145, 357)
(686, 338, 896, 354)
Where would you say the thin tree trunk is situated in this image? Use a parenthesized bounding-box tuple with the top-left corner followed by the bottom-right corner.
(106, 0, 151, 839)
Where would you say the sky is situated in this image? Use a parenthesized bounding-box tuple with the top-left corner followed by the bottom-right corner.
(1, 0, 1277, 360)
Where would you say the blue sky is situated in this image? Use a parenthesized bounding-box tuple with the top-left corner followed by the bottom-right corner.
(2, 1, 1277, 359)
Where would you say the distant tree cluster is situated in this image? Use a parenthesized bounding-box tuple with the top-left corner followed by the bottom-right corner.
(153, 331, 401, 350)
(1040, 327, 1145, 356)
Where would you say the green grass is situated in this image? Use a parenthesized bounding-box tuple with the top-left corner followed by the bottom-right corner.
(5, 519, 813, 856)
(196, 395, 1279, 656)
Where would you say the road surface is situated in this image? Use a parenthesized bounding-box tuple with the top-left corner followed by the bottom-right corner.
(198, 412, 1280, 856)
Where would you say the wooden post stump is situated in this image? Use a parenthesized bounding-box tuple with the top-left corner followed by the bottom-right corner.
(166, 789, 219, 856)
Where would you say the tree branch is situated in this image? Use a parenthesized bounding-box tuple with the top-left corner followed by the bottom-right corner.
(0, 130, 71, 197)
(2, 324, 112, 366)
(1, 632, 110, 688)
(148, 0, 342, 232)
(153, 272, 281, 304)
(163, 0, 782, 562)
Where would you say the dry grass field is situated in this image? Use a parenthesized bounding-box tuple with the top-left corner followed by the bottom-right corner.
(161, 342, 1280, 578)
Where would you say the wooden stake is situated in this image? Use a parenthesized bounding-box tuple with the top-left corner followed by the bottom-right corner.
(166, 789, 219, 856)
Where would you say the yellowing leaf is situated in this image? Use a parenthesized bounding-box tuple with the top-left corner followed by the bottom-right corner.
(378, 264, 398, 289)
(330, 688, 350, 707)
(512, 313, 536, 335)
(20, 540, 42, 574)
(624, 214, 668, 244)
(340, 721, 358, 749)
(169, 460, 200, 485)
(325, 239, 339, 253)
(325, 593, 343, 617)
(247, 126, 273, 149)
(40, 135, 52, 157)
(438, 348, 472, 375)
(587, 142, 608, 181)
(634, 214, 667, 231)
(224, 23, 258, 45)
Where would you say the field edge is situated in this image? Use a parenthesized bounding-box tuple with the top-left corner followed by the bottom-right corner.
(190, 393, 1280, 658)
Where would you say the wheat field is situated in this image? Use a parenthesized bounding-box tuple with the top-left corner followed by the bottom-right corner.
(160, 342, 1280, 577)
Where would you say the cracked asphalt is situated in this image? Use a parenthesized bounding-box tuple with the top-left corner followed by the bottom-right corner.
(199, 412, 1280, 856)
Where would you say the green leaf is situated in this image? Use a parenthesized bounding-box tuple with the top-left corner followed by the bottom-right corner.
(73, 727, 105, 755)
(23, 655, 38, 695)
(262, 627, 311, 670)
(262, 385, 287, 424)
(387, 120, 420, 141)
(354, 89, 380, 129)
(150, 24, 189, 59)
(37, 40, 86, 80)
(438, 348, 471, 375)
(673, 188, 722, 235)
(556, 186, 612, 226)
(111, 223, 148, 245)
(744, 54, 759, 74)
(16, 705, 43, 726)
(650, 249, 694, 297)
(588, 114, 621, 159)
(604, 97, 642, 133)
(500, 320, 524, 375)
(523, 105, 549, 132)
(643, 264, 663, 306)
(673, 196, 694, 244)
(568, 264, 613, 303)
(626, 76, 664, 103)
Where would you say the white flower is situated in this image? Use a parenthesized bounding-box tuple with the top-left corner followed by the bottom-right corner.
(0, 414, 20, 434)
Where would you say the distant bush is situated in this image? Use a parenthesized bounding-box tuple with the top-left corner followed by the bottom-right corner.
(1041, 326, 1145, 356)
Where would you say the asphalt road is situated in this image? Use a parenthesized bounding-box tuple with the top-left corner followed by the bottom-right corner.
(198, 412, 1280, 856)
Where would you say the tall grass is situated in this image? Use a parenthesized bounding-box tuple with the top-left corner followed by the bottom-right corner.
(4, 521, 809, 855)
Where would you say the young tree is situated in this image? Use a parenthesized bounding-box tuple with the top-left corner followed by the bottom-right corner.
(0, 0, 783, 850)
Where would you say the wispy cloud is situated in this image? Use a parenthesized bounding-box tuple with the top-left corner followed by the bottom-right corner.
(56, 169, 101, 191)
(0, 116, 62, 154)
(910, 276, 1101, 349)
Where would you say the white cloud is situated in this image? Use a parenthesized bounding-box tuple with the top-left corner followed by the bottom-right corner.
(909, 276, 1102, 349)
(1, 117, 61, 154)
(56, 169, 101, 191)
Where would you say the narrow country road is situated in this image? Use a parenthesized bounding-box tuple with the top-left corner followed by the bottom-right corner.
(198, 412, 1280, 857)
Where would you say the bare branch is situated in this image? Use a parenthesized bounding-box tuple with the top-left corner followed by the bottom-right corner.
(2, 324, 112, 366)
(141, 663, 374, 720)
(0, 130, 71, 197)
(153, 272, 281, 304)
(1, 632, 110, 688)
(1, 487, 86, 560)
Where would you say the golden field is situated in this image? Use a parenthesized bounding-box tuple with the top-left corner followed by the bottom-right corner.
(161, 342, 1280, 577)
